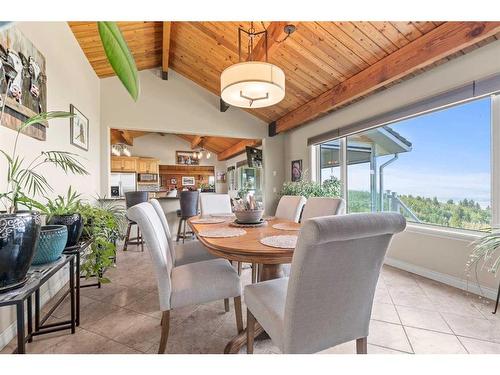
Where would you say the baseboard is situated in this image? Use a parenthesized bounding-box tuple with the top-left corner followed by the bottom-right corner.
(384, 257, 498, 301)
(0, 267, 69, 350)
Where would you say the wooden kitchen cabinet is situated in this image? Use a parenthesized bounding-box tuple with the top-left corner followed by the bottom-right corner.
(111, 156, 138, 172)
(137, 158, 159, 174)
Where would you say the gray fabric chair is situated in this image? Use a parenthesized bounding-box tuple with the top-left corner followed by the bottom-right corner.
(301, 197, 345, 221)
(245, 212, 406, 354)
(123, 191, 149, 251)
(127, 202, 243, 354)
(177, 190, 199, 243)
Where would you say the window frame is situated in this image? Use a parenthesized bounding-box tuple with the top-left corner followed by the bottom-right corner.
(314, 94, 499, 235)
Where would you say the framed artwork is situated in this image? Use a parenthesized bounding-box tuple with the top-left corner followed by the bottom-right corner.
(176, 150, 199, 165)
(170, 178, 177, 185)
(0, 26, 47, 140)
(182, 176, 195, 186)
(70, 104, 89, 151)
(291, 159, 303, 182)
(216, 172, 226, 183)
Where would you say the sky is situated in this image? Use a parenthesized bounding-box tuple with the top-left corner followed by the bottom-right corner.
(323, 97, 492, 207)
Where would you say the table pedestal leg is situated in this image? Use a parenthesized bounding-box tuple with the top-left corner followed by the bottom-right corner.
(223, 263, 285, 354)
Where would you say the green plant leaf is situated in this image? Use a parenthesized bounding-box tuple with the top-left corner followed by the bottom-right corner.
(18, 111, 74, 133)
(97, 21, 139, 101)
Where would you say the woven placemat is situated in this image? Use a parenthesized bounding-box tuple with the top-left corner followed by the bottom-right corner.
(198, 228, 246, 238)
(229, 220, 268, 228)
(260, 235, 298, 249)
(209, 213, 235, 218)
(191, 218, 226, 224)
(272, 223, 300, 231)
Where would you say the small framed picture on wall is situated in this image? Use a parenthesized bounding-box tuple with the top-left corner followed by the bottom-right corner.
(70, 104, 89, 151)
(182, 176, 195, 186)
(291, 159, 303, 182)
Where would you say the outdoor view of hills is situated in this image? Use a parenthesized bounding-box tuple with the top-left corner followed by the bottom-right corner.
(348, 190, 491, 231)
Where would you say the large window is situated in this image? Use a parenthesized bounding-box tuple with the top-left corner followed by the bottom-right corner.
(317, 97, 493, 231)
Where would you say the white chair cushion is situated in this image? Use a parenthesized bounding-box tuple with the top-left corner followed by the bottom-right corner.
(171, 259, 241, 309)
(301, 197, 345, 221)
(244, 277, 288, 351)
(174, 240, 217, 266)
(275, 196, 306, 223)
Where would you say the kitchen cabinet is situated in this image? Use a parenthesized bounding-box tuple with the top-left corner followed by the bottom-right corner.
(111, 156, 138, 172)
(137, 158, 159, 174)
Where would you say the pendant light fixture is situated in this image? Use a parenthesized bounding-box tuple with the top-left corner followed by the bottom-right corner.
(220, 22, 286, 109)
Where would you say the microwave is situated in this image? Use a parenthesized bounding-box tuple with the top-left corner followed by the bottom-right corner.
(138, 173, 158, 183)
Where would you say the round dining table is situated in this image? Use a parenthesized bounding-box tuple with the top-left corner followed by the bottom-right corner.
(188, 215, 301, 353)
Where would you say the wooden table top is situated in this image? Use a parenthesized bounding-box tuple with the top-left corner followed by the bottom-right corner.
(188, 216, 301, 264)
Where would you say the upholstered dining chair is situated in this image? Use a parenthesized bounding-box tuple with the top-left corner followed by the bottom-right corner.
(200, 193, 232, 216)
(127, 202, 243, 354)
(301, 197, 345, 221)
(274, 195, 307, 223)
(245, 212, 406, 354)
(150, 199, 229, 311)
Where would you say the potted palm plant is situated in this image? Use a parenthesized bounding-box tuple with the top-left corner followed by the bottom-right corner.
(0, 112, 88, 291)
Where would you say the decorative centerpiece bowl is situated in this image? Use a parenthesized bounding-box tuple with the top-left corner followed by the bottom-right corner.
(32, 225, 68, 266)
(234, 209, 264, 224)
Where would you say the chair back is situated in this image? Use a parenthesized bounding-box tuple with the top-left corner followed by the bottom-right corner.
(283, 212, 406, 353)
(200, 193, 232, 216)
(125, 191, 149, 209)
(179, 190, 199, 218)
(150, 199, 175, 261)
(127, 202, 173, 311)
(275, 195, 306, 222)
(301, 197, 345, 221)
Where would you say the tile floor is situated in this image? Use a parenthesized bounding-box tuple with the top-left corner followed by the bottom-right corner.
(2, 243, 500, 354)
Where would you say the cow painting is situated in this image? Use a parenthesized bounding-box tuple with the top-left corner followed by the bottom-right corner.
(0, 26, 47, 140)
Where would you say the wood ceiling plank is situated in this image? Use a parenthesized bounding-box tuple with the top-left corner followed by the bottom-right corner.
(369, 21, 411, 48)
(274, 22, 500, 134)
(390, 22, 424, 41)
(317, 22, 380, 65)
(353, 22, 399, 54)
(251, 21, 289, 61)
(412, 21, 438, 34)
(191, 135, 203, 149)
(334, 22, 388, 61)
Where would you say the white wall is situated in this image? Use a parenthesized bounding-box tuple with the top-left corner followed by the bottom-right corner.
(0, 22, 100, 349)
(100, 69, 284, 214)
(283, 40, 500, 293)
(127, 132, 227, 193)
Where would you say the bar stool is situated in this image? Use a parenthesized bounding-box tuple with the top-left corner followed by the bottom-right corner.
(176, 190, 199, 243)
(124, 191, 149, 251)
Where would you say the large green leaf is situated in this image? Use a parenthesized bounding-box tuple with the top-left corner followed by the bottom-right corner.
(98, 22, 139, 101)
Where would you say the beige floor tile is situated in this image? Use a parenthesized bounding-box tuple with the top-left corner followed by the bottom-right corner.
(396, 305, 452, 334)
(442, 312, 500, 343)
(112, 313, 162, 352)
(85, 307, 151, 340)
(367, 320, 412, 353)
(458, 336, 500, 354)
(373, 287, 393, 304)
(405, 327, 467, 354)
(371, 302, 400, 324)
(387, 286, 436, 310)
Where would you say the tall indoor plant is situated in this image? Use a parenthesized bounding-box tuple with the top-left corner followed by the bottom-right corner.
(0, 112, 88, 290)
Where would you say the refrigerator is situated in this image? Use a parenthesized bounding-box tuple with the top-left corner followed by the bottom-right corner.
(110, 173, 137, 197)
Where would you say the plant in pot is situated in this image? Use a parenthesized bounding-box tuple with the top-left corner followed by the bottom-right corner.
(0, 112, 88, 291)
(279, 176, 342, 198)
(77, 199, 126, 284)
(33, 186, 85, 249)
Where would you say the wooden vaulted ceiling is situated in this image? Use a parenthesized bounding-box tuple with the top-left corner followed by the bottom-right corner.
(70, 21, 500, 134)
(110, 129, 260, 161)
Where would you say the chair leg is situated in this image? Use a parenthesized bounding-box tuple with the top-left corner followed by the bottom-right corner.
(176, 218, 183, 242)
(224, 298, 230, 312)
(139, 228, 144, 252)
(158, 310, 170, 354)
(251, 263, 257, 283)
(234, 296, 243, 333)
(356, 337, 367, 354)
(123, 222, 132, 251)
(182, 219, 187, 244)
(247, 309, 255, 354)
(237, 262, 242, 275)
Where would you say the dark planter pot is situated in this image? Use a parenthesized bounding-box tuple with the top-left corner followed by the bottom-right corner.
(0, 212, 41, 292)
(48, 213, 83, 248)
